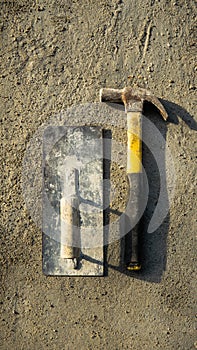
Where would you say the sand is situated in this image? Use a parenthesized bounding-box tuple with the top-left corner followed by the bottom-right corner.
(0, 0, 196, 349)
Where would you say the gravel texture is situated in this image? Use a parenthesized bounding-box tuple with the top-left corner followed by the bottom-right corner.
(0, 0, 196, 349)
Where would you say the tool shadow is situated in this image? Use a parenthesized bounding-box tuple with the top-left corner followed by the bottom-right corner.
(103, 101, 196, 282)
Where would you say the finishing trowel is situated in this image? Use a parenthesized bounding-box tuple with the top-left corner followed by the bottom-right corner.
(42, 126, 103, 276)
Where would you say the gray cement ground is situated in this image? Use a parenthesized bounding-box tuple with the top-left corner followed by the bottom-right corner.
(0, 1, 196, 349)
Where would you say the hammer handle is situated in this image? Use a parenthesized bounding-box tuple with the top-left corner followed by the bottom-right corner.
(127, 112, 142, 174)
(126, 111, 142, 270)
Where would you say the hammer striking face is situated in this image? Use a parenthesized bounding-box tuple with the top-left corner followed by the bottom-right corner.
(100, 86, 168, 270)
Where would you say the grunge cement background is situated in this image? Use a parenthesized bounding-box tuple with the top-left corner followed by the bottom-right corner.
(0, 0, 196, 349)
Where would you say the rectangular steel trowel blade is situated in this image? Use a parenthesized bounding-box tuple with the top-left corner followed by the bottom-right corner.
(42, 126, 103, 276)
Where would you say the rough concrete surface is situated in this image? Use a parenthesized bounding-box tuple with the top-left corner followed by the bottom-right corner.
(0, 0, 196, 349)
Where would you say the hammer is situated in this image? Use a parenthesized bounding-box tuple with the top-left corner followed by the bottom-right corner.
(100, 86, 168, 270)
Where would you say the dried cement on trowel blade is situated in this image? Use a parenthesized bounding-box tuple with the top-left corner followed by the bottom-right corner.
(42, 126, 103, 276)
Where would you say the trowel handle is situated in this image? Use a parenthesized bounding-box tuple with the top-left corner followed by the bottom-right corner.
(60, 196, 81, 259)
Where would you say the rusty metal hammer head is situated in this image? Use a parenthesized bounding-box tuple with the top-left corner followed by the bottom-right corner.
(100, 86, 168, 121)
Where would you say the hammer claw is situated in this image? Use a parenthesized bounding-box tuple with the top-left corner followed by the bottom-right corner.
(144, 94, 168, 121)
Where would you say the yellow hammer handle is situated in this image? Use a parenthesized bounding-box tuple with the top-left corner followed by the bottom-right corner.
(127, 112, 142, 174)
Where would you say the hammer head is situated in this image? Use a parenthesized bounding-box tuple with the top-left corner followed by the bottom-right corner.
(100, 86, 168, 121)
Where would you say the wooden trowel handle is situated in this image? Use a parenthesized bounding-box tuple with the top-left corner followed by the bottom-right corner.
(60, 196, 81, 259)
